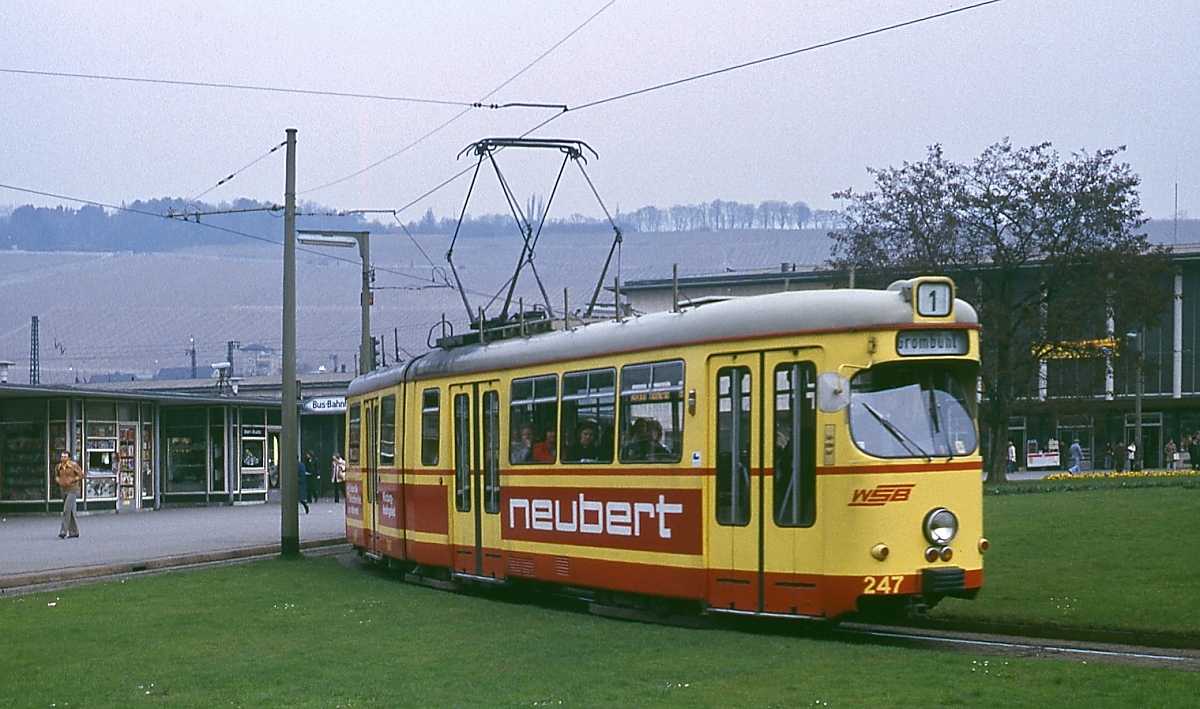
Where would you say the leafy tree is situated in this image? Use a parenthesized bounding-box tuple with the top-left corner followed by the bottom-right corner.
(830, 140, 1171, 482)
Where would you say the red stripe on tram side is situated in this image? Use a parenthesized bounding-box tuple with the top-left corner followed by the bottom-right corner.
(344, 479, 365, 523)
(817, 461, 981, 476)
(761, 570, 826, 617)
(500, 547, 707, 599)
(407, 538, 454, 569)
(376, 477, 402, 530)
(404, 479, 449, 536)
(505, 463, 689, 477)
(675, 463, 977, 478)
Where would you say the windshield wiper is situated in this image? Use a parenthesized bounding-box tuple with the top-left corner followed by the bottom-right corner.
(927, 388, 953, 461)
(862, 402, 932, 461)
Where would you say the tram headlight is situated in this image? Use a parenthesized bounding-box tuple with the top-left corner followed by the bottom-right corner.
(923, 507, 958, 546)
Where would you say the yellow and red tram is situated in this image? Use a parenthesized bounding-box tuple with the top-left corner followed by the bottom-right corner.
(343, 276, 985, 620)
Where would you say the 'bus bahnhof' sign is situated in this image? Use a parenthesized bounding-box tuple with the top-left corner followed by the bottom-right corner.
(303, 396, 347, 414)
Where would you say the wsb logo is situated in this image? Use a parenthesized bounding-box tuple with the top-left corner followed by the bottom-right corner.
(848, 483, 916, 507)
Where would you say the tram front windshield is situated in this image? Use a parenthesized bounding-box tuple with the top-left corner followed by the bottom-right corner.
(848, 361, 978, 459)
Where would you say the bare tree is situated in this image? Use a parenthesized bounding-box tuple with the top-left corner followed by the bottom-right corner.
(830, 140, 1171, 482)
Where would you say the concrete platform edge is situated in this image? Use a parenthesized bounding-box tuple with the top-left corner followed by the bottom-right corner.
(0, 535, 347, 591)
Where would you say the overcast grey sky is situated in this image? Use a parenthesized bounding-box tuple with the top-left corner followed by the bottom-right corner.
(1, 1, 1196, 225)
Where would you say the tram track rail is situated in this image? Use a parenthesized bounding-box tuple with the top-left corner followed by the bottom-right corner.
(349, 555, 1200, 671)
(831, 621, 1200, 671)
(29, 548, 1189, 672)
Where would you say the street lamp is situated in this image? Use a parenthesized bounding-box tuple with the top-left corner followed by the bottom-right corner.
(1127, 332, 1143, 470)
(298, 230, 372, 374)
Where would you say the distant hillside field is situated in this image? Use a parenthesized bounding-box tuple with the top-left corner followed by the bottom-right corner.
(0, 229, 835, 384)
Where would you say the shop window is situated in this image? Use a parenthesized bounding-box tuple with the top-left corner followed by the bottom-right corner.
(483, 390, 500, 513)
(1, 405, 48, 502)
(210, 425, 225, 493)
(242, 438, 265, 468)
(773, 362, 816, 528)
(510, 375, 557, 464)
(164, 432, 206, 493)
(619, 361, 684, 464)
(118, 402, 138, 422)
(348, 403, 361, 465)
(422, 389, 440, 466)
(86, 400, 115, 422)
(561, 368, 615, 463)
(716, 367, 751, 526)
(380, 395, 396, 467)
(141, 424, 155, 499)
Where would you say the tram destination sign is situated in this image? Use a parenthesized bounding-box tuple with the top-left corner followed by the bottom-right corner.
(896, 330, 969, 357)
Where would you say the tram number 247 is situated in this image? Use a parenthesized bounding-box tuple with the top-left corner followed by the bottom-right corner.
(862, 575, 906, 595)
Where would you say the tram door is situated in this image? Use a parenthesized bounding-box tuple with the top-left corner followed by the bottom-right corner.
(708, 354, 762, 611)
(448, 382, 504, 580)
(707, 352, 820, 615)
(362, 398, 381, 556)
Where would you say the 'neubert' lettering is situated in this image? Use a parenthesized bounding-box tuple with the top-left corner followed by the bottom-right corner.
(509, 493, 683, 539)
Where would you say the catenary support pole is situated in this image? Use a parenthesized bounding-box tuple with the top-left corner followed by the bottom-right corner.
(281, 128, 300, 559)
(360, 232, 372, 374)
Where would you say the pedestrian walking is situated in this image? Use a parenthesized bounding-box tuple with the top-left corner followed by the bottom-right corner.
(54, 451, 84, 539)
(330, 452, 346, 503)
(297, 457, 309, 514)
(1102, 442, 1114, 470)
(1006, 440, 1017, 476)
(1127, 440, 1138, 471)
(303, 449, 319, 503)
(1068, 438, 1083, 474)
(1190, 436, 1200, 471)
(1165, 438, 1177, 471)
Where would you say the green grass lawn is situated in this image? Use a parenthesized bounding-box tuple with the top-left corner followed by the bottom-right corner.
(932, 483, 1200, 635)
(2, 555, 1198, 708)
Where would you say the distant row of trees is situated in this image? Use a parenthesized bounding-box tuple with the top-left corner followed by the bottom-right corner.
(0, 196, 835, 252)
(617, 200, 841, 233)
(402, 199, 840, 235)
(0, 198, 288, 252)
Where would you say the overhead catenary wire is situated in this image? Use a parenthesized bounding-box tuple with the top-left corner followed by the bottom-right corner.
(299, 0, 618, 197)
(571, 0, 1004, 113)
(185, 140, 287, 205)
(0, 67, 475, 107)
(357, 0, 1006, 226)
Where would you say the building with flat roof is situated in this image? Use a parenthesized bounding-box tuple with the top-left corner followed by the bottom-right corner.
(0, 370, 354, 513)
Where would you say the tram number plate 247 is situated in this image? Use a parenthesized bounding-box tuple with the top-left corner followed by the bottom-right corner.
(862, 575, 905, 594)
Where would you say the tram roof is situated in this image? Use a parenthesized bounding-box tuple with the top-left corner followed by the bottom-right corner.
(347, 284, 978, 396)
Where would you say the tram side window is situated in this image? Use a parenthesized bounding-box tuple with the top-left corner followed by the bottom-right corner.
(454, 394, 471, 512)
(561, 368, 615, 463)
(421, 389, 440, 466)
(774, 362, 817, 527)
(380, 395, 396, 468)
(483, 390, 500, 513)
(619, 360, 684, 464)
(509, 375, 558, 464)
(716, 367, 751, 526)
(348, 403, 361, 465)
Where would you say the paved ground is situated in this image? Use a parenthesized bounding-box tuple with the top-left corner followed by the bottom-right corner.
(0, 500, 347, 590)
